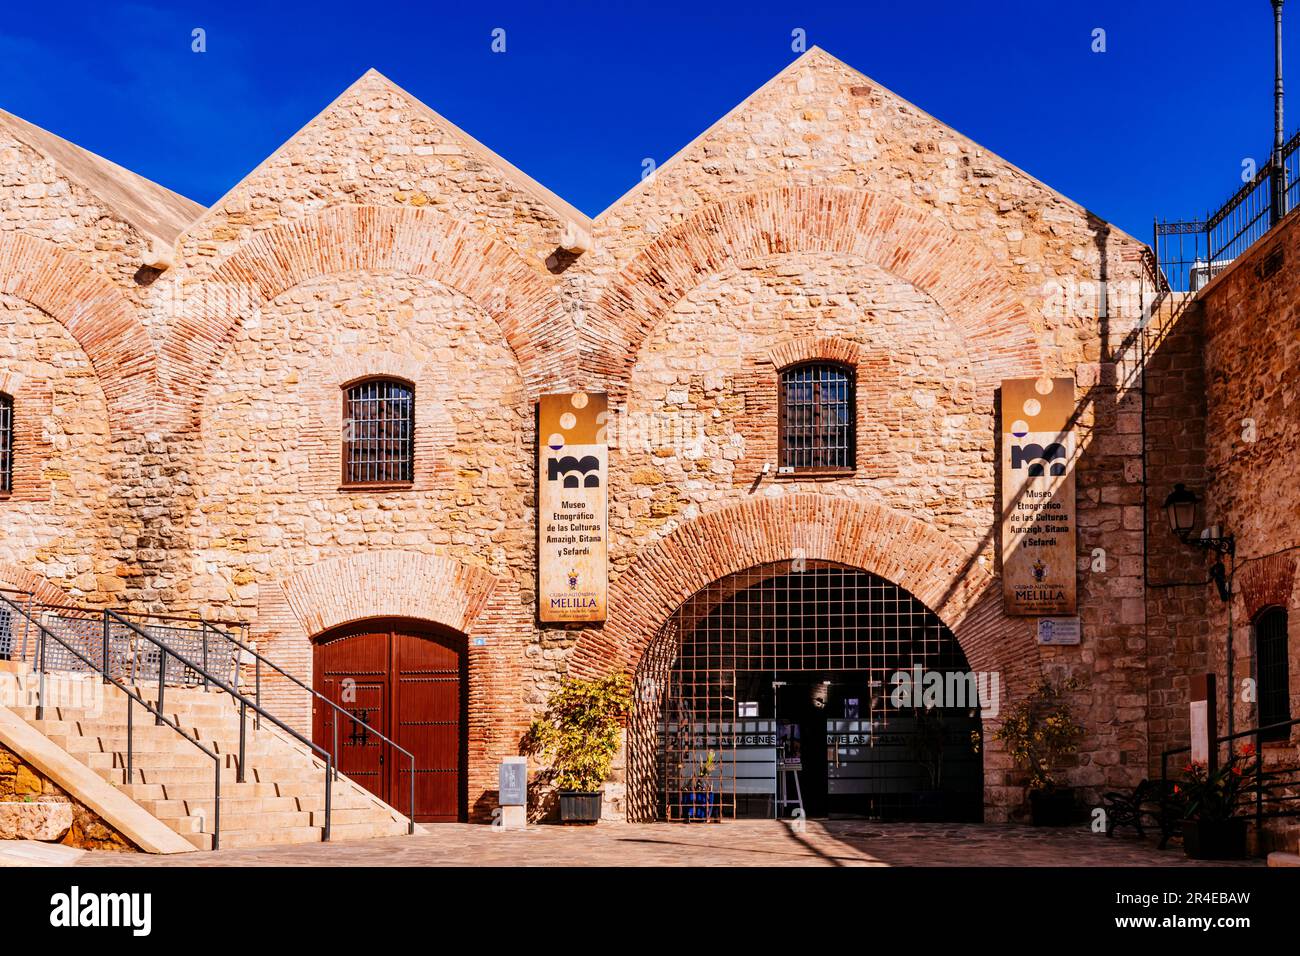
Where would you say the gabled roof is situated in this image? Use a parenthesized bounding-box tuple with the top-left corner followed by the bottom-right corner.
(182, 68, 590, 245)
(0, 107, 205, 245)
(598, 46, 1141, 245)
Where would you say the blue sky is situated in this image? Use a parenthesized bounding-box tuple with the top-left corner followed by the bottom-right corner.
(0, 1, 1290, 239)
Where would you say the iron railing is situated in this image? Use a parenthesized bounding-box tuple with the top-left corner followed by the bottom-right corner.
(0, 590, 225, 849)
(1161, 714, 1300, 840)
(1154, 129, 1300, 292)
(0, 590, 417, 836)
(189, 616, 417, 834)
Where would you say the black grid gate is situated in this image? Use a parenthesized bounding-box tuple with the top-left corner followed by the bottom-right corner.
(629, 561, 984, 823)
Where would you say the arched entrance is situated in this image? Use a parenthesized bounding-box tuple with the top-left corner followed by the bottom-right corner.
(629, 561, 985, 823)
(312, 618, 467, 822)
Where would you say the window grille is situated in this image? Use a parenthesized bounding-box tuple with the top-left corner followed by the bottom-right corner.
(1256, 607, 1291, 741)
(778, 363, 854, 472)
(343, 379, 414, 485)
(0, 394, 12, 494)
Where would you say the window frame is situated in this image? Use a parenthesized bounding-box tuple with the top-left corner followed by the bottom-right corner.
(1253, 605, 1292, 742)
(339, 376, 416, 490)
(0, 392, 12, 498)
(776, 360, 857, 476)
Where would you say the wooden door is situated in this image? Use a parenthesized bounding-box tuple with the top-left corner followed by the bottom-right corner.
(313, 619, 466, 822)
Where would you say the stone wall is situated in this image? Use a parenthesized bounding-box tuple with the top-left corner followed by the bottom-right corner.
(0, 743, 136, 850)
(1189, 212, 1300, 852)
(0, 48, 1177, 822)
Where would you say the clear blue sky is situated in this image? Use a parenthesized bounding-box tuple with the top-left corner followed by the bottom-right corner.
(0, 1, 1290, 240)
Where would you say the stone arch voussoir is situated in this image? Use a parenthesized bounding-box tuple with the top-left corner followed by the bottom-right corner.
(0, 232, 159, 436)
(165, 205, 574, 425)
(584, 187, 1040, 395)
(278, 550, 499, 638)
(571, 493, 1040, 697)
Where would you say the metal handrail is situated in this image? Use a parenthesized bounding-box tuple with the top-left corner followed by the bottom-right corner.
(101, 609, 336, 842)
(197, 618, 416, 834)
(2, 589, 416, 837)
(0, 592, 224, 849)
(1161, 713, 1300, 834)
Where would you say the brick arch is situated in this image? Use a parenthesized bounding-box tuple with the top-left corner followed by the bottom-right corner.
(766, 335, 863, 371)
(0, 233, 157, 435)
(584, 187, 1040, 392)
(165, 204, 573, 424)
(570, 493, 1039, 689)
(278, 551, 499, 638)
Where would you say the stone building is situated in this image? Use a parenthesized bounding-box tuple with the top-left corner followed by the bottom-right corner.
(0, 48, 1294, 843)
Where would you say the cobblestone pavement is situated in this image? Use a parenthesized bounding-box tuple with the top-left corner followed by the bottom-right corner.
(79, 820, 1264, 867)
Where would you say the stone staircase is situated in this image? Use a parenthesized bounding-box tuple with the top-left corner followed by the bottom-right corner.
(9, 682, 415, 850)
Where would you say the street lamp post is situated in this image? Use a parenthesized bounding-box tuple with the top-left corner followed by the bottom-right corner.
(1272, 0, 1289, 227)
(1163, 483, 1238, 737)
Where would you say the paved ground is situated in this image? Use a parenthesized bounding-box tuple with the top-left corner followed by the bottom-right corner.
(77, 820, 1264, 867)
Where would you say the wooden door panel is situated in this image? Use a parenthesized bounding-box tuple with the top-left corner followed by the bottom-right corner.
(314, 620, 465, 823)
(313, 627, 391, 805)
(394, 630, 464, 822)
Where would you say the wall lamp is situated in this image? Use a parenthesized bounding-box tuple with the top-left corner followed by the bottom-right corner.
(1163, 483, 1235, 601)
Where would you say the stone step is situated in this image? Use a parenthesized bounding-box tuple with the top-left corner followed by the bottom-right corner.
(49, 732, 312, 762)
(142, 795, 306, 817)
(1267, 851, 1300, 867)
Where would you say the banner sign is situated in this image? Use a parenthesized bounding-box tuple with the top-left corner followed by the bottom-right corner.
(1001, 377, 1078, 616)
(538, 392, 608, 623)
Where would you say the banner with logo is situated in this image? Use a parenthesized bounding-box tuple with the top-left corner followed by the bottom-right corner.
(1000, 377, 1077, 616)
(538, 393, 608, 623)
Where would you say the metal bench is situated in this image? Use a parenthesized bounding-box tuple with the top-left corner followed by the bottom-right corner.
(1102, 778, 1185, 848)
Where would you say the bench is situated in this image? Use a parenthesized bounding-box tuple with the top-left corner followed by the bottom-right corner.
(1102, 778, 1185, 849)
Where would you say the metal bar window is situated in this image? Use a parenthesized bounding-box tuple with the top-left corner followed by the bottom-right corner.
(343, 379, 414, 485)
(0, 393, 12, 494)
(778, 363, 854, 472)
(1256, 607, 1291, 741)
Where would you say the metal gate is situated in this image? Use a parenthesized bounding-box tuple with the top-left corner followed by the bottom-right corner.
(630, 560, 984, 822)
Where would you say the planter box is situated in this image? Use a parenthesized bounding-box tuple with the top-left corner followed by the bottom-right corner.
(0, 800, 73, 842)
(558, 790, 602, 824)
(1183, 818, 1248, 860)
(1029, 788, 1076, 827)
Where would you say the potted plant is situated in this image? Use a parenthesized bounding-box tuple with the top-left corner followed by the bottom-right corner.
(1177, 744, 1256, 860)
(523, 674, 632, 824)
(684, 749, 719, 822)
(908, 706, 947, 821)
(994, 676, 1085, 826)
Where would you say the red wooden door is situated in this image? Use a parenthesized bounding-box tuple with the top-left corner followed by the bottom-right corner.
(313, 619, 466, 822)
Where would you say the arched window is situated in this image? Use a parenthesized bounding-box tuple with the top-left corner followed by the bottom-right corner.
(0, 393, 12, 495)
(778, 362, 855, 473)
(342, 378, 414, 486)
(1254, 606, 1291, 740)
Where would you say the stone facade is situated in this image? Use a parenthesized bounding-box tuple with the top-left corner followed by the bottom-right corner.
(1, 47, 1289, 828)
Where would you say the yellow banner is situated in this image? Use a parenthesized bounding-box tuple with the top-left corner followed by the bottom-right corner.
(538, 393, 608, 623)
(1000, 378, 1078, 616)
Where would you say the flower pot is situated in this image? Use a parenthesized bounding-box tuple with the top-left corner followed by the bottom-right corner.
(1182, 818, 1248, 860)
(684, 789, 718, 822)
(1029, 787, 1076, 826)
(558, 790, 602, 824)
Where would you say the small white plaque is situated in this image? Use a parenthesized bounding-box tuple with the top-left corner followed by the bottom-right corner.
(1036, 616, 1081, 645)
